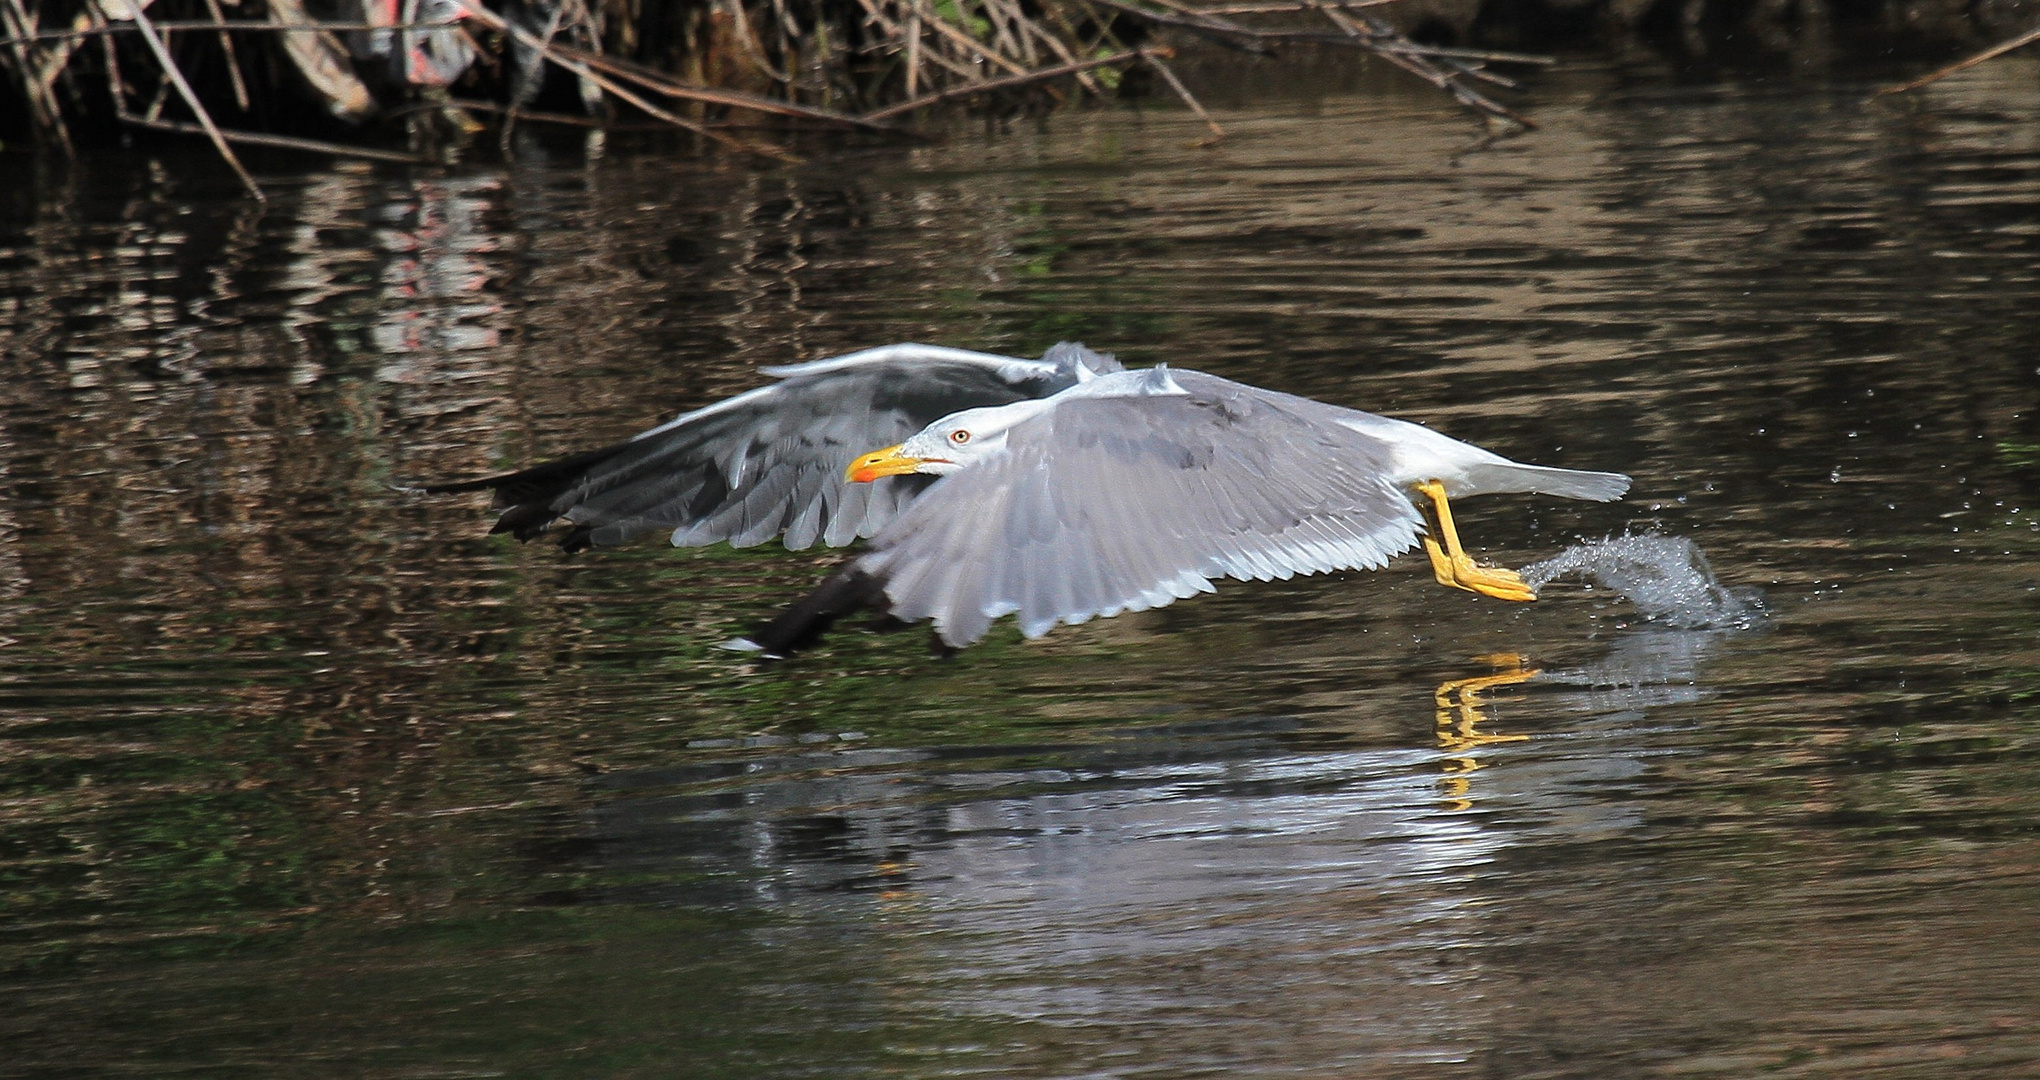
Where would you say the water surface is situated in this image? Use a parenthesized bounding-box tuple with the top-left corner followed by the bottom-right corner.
(2, 57, 2038, 1078)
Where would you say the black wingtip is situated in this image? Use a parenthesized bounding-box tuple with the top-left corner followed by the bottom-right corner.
(486, 503, 565, 542)
(741, 565, 885, 658)
(559, 526, 597, 554)
(417, 442, 639, 547)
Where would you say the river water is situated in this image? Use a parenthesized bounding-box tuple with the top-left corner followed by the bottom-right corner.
(2, 54, 2038, 1078)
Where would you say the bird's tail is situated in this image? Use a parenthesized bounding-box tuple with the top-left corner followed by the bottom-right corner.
(1474, 464, 1631, 502)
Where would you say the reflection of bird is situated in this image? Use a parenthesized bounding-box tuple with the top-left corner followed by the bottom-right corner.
(742, 362, 1630, 654)
(421, 343, 1122, 552)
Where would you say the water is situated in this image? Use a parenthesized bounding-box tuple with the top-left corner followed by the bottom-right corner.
(1520, 533, 1767, 629)
(3, 57, 2040, 1078)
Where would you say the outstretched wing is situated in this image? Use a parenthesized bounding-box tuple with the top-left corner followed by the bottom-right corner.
(857, 373, 1424, 647)
(424, 342, 1120, 551)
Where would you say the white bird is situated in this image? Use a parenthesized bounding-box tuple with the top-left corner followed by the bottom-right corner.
(737, 362, 1630, 655)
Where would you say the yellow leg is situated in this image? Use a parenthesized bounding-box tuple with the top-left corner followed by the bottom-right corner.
(1413, 479, 1537, 602)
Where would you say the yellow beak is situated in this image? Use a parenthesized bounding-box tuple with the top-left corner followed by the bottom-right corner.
(846, 444, 928, 483)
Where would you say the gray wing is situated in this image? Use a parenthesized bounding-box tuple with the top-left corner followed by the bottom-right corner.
(424, 342, 1120, 552)
(857, 376, 1424, 647)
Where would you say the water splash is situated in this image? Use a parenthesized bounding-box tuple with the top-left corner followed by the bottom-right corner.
(1519, 534, 1765, 631)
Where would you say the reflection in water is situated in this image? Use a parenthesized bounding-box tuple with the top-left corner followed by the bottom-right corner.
(370, 177, 505, 361)
(1432, 654, 1536, 811)
(2, 58, 2040, 1078)
(571, 635, 1723, 1064)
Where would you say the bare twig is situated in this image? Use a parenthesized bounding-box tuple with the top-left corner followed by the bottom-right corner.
(1090, 0, 1540, 125)
(453, 96, 936, 138)
(0, 17, 555, 48)
(980, 0, 1033, 65)
(457, 97, 612, 127)
(1246, 30, 1551, 65)
(912, 0, 1032, 78)
(1140, 0, 1262, 29)
(0, 0, 1552, 159)
(1009, 0, 1105, 97)
(862, 45, 1147, 120)
(453, 0, 803, 161)
(1142, 49, 1224, 144)
(203, 0, 250, 111)
(141, 65, 168, 119)
(121, 2, 265, 201)
(1199, 0, 1397, 12)
(500, 0, 564, 148)
(855, 0, 982, 84)
(119, 114, 429, 163)
(1084, 0, 1277, 56)
(723, 0, 792, 84)
(1, 0, 73, 153)
(904, 2, 922, 97)
(1874, 23, 2040, 96)
(542, 36, 909, 133)
(1324, 6, 1532, 128)
(91, 2, 125, 113)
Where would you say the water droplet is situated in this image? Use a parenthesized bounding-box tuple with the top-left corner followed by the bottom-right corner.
(1517, 535, 1764, 631)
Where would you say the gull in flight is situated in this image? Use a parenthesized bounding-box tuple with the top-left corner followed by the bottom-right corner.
(738, 357, 1631, 654)
(422, 342, 1629, 655)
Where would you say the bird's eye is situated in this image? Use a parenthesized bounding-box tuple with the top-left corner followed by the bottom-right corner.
(949, 429, 971, 444)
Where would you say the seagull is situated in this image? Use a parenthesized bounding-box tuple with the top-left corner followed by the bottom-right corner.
(419, 342, 1123, 552)
(736, 362, 1630, 655)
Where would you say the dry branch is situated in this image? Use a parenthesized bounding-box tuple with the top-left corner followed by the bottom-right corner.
(1, 0, 73, 152)
(0, 17, 555, 47)
(862, 45, 1147, 120)
(202, 0, 249, 111)
(536, 35, 907, 133)
(1874, 23, 2040, 96)
(122, 2, 266, 200)
(1143, 48, 1223, 144)
(0, 0, 1555, 164)
(1103, 0, 1539, 128)
(454, 0, 802, 160)
(120, 114, 429, 162)
(1086, 0, 1277, 55)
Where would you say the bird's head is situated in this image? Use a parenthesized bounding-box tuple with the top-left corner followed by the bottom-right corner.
(846, 399, 1050, 482)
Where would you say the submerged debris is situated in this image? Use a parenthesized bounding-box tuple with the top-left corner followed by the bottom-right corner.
(1519, 533, 1765, 632)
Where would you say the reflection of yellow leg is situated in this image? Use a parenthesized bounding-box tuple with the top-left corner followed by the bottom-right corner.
(1434, 653, 1540, 752)
(874, 859, 915, 904)
(1414, 479, 1537, 602)
(1436, 770, 1475, 812)
(1433, 655, 1540, 810)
